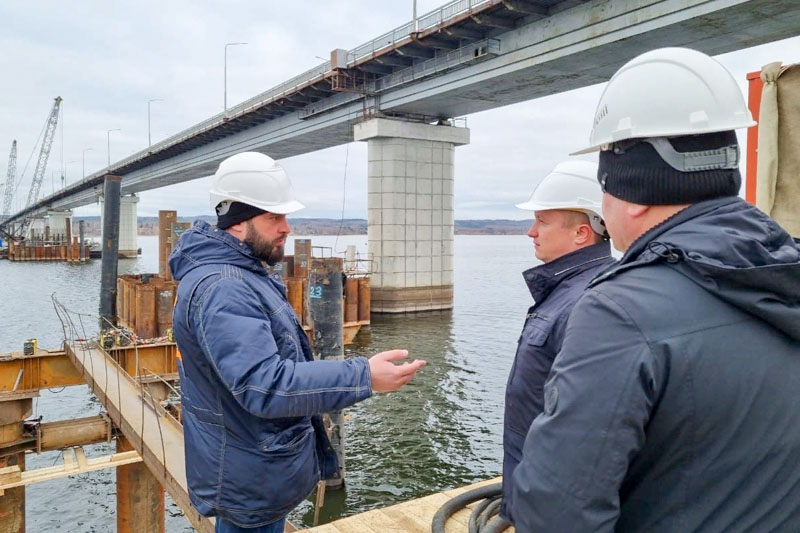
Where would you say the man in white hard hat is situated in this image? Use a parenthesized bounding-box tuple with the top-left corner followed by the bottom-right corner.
(169, 152, 426, 533)
(512, 47, 800, 531)
(500, 160, 615, 526)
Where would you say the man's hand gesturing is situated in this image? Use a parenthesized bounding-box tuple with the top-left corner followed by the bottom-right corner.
(368, 350, 426, 393)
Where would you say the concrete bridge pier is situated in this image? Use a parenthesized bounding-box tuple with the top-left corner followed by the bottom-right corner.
(354, 118, 469, 313)
(101, 194, 139, 258)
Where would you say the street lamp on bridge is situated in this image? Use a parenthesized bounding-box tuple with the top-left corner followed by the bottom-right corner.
(224, 42, 248, 115)
(63, 160, 78, 188)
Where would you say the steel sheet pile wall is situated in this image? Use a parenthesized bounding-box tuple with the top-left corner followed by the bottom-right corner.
(271, 238, 371, 347)
(7, 236, 89, 262)
(116, 275, 178, 339)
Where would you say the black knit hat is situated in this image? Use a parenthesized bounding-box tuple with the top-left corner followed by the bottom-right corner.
(598, 131, 742, 205)
(216, 201, 267, 230)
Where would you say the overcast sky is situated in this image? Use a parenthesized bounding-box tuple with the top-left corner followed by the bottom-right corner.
(1, 2, 799, 220)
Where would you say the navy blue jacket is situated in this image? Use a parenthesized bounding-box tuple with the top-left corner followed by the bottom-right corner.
(512, 197, 800, 532)
(502, 241, 614, 523)
(169, 221, 372, 527)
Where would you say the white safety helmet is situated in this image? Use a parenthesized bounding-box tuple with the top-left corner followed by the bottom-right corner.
(516, 160, 607, 236)
(574, 47, 756, 155)
(209, 152, 304, 215)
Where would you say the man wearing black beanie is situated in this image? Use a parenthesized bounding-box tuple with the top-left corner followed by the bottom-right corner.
(512, 48, 800, 532)
(168, 152, 427, 532)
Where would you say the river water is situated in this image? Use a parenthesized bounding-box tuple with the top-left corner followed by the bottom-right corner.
(0, 232, 538, 531)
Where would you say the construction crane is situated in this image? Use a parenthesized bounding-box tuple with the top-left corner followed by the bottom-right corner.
(16, 96, 62, 239)
(1, 140, 17, 220)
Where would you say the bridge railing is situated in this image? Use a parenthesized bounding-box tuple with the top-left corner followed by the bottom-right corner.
(348, 0, 494, 64)
(145, 0, 496, 160)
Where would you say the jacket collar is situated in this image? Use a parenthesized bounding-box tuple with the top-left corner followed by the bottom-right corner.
(173, 220, 268, 277)
(523, 241, 612, 304)
(590, 196, 740, 286)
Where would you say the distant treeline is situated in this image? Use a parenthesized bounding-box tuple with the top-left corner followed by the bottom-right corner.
(72, 216, 532, 236)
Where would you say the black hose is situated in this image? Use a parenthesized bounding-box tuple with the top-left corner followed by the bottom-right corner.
(431, 482, 511, 533)
(478, 498, 503, 530)
(468, 493, 499, 533)
(483, 515, 511, 533)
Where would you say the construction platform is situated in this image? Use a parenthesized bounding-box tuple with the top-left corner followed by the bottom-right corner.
(302, 477, 513, 533)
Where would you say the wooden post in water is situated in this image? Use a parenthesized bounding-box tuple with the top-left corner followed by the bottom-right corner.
(309, 257, 346, 489)
(99, 175, 122, 331)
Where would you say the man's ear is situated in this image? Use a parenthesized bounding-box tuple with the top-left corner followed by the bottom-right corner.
(226, 220, 248, 240)
(574, 223, 593, 245)
(627, 203, 649, 219)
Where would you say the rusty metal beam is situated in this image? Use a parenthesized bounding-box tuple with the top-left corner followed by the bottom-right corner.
(0, 415, 113, 458)
(118, 381, 168, 533)
(0, 343, 179, 398)
(64, 342, 214, 533)
(0, 398, 29, 530)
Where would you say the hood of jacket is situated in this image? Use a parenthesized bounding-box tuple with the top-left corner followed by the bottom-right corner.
(592, 196, 800, 341)
(523, 241, 614, 304)
(168, 220, 267, 281)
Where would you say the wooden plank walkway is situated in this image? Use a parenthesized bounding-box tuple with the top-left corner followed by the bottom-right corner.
(302, 477, 514, 533)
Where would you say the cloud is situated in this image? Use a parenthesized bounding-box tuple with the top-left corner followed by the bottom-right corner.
(1, 3, 797, 220)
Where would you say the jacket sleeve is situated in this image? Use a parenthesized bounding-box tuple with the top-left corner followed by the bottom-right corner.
(193, 277, 372, 419)
(510, 288, 659, 532)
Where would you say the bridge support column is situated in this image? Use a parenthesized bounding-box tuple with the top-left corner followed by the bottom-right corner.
(354, 118, 469, 313)
(119, 195, 139, 258)
(100, 193, 138, 258)
(45, 210, 73, 243)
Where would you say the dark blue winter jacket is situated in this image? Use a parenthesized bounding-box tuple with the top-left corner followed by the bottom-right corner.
(169, 221, 372, 527)
(501, 241, 614, 523)
(512, 197, 800, 532)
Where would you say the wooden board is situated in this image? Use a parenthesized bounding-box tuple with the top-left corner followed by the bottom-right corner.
(301, 477, 513, 533)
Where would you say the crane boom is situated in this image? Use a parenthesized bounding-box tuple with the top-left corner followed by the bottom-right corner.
(1, 140, 18, 218)
(25, 97, 62, 209)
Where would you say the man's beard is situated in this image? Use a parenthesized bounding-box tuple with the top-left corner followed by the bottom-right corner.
(244, 220, 285, 266)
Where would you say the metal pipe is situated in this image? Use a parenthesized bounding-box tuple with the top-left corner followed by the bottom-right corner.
(99, 175, 121, 330)
(309, 257, 346, 488)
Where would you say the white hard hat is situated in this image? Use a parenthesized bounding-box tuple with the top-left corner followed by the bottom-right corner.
(574, 47, 756, 154)
(209, 152, 305, 214)
(516, 160, 607, 236)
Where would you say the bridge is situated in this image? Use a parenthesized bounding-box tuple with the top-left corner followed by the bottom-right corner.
(3, 0, 799, 310)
